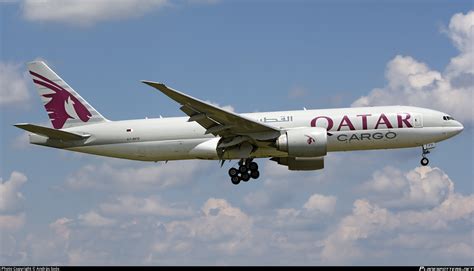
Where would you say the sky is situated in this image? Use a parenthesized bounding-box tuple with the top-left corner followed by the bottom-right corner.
(0, 0, 473, 266)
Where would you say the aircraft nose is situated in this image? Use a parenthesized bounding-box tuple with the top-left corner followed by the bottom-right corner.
(446, 120, 464, 137)
(454, 121, 464, 134)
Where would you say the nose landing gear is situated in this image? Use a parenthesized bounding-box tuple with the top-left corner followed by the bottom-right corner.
(421, 157, 429, 166)
(228, 158, 260, 185)
(420, 143, 435, 166)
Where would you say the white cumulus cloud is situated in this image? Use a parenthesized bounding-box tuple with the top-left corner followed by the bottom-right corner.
(160, 198, 253, 256)
(99, 195, 193, 217)
(352, 11, 474, 125)
(303, 194, 337, 214)
(0, 171, 28, 213)
(21, 0, 220, 26)
(0, 62, 30, 108)
(50, 217, 73, 241)
(65, 160, 209, 191)
(78, 211, 116, 227)
(22, 0, 169, 26)
(321, 199, 399, 263)
(322, 168, 474, 264)
(361, 166, 454, 209)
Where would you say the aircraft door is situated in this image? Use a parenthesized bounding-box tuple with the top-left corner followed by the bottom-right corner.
(413, 114, 423, 128)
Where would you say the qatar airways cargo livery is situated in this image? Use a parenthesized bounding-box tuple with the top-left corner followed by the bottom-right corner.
(15, 61, 464, 185)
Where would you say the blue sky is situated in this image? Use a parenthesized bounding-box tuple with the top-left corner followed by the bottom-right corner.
(1, 0, 473, 265)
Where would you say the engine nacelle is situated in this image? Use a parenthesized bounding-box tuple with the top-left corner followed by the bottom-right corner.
(271, 157, 324, 171)
(276, 127, 327, 157)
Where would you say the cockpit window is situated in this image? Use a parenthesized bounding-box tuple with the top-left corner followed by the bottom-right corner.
(443, 116, 455, 121)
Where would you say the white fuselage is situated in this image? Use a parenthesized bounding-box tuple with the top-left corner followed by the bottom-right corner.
(30, 105, 463, 162)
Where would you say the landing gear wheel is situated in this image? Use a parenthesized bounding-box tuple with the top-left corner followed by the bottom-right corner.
(249, 162, 258, 171)
(421, 157, 429, 166)
(231, 176, 240, 185)
(228, 167, 238, 177)
(229, 159, 260, 185)
(250, 170, 260, 179)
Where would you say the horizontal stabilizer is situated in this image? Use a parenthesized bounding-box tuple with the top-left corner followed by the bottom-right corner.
(14, 123, 89, 141)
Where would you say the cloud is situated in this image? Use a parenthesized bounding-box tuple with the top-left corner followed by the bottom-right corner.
(99, 195, 193, 217)
(242, 158, 343, 210)
(360, 166, 454, 209)
(321, 167, 474, 264)
(50, 217, 73, 241)
(11, 131, 30, 149)
(0, 62, 30, 108)
(150, 198, 253, 258)
(397, 193, 474, 231)
(29, 198, 255, 264)
(288, 86, 309, 99)
(0, 171, 28, 256)
(243, 160, 316, 209)
(321, 199, 399, 263)
(0, 171, 28, 213)
(360, 166, 407, 194)
(352, 11, 474, 125)
(22, 0, 168, 26)
(266, 193, 338, 231)
(188, 0, 220, 4)
(78, 211, 116, 227)
(21, 0, 220, 26)
(4, 164, 473, 265)
(65, 160, 209, 191)
(151, 198, 254, 258)
(303, 194, 337, 214)
(0, 213, 26, 232)
(437, 242, 474, 260)
(446, 11, 473, 57)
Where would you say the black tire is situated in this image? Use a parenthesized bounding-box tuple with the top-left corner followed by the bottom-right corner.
(241, 172, 250, 182)
(421, 157, 429, 166)
(249, 162, 258, 171)
(228, 167, 238, 177)
(231, 176, 240, 185)
(250, 170, 260, 179)
(239, 165, 248, 173)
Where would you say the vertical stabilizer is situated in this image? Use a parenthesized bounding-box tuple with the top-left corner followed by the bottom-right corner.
(27, 61, 108, 129)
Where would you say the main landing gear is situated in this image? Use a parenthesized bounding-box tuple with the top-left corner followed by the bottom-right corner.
(420, 143, 435, 166)
(228, 159, 260, 185)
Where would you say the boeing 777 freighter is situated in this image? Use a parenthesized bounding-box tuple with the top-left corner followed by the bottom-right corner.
(15, 61, 464, 185)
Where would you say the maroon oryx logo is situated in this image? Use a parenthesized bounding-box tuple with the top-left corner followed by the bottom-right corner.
(30, 71, 91, 129)
(305, 135, 316, 145)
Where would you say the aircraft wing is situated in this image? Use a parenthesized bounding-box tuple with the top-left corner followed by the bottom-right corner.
(142, 81, 281, 141)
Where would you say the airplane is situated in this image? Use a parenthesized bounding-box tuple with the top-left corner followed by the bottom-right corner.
(15, 61, 464, 185)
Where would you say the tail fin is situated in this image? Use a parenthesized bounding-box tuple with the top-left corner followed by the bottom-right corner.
(27, 61, 108, 129)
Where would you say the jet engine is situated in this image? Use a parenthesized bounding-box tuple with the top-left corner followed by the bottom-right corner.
(276, 127, 327, 157)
